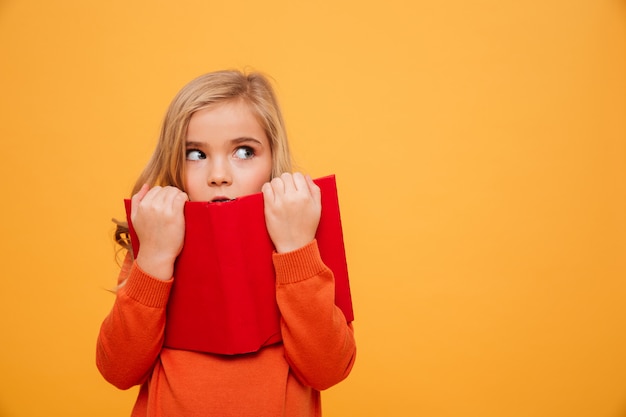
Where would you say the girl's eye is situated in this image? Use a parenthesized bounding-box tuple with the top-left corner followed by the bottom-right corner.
(234, 146, 255, 160)
(186, 149, 206, 161)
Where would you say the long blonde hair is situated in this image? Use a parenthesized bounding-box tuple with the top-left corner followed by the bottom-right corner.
(115, 70, 293, 251)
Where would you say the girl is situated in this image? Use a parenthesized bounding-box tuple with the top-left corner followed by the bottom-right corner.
(96, 70, 356, 417)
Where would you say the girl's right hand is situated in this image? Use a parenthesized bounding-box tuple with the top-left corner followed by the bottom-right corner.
(131, 184, 188, 281)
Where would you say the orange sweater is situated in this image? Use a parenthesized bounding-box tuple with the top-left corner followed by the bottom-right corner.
(96, 240, 356, 417)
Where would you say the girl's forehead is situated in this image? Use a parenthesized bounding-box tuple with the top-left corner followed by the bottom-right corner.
(186, 100, 267, 142)
(192, 100, 265, 127)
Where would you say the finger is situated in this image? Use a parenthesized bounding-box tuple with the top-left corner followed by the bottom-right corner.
(306, 175, 321, 203)
(262, 182, 275, 203)
(136, 186, 179, 216)
(280, 172, 297, 193)
(131, 184, 150, 217)
(291, 172, 308, 193)
(141, 185, 164, 206)
(176, 191, 189, 203)
(133, 184, 150, 202)
(172, 190, 189, 211)
(270, 176, 286, 195)
(157, 187, 187, 214)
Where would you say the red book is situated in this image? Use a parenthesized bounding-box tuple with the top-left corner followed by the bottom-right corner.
(124, 175, 354, 355)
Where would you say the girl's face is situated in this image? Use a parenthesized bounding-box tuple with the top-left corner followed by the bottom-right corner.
(184, 100, 273, 202)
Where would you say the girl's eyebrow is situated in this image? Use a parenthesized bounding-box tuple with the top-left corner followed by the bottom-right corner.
(230, 137, 264, 146)
(185, 137, 265, 147)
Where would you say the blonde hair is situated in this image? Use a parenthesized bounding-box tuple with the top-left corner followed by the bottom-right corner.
(115, 69, 293, 251)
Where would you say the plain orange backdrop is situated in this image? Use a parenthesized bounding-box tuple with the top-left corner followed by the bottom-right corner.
(0, 1, 625, 416)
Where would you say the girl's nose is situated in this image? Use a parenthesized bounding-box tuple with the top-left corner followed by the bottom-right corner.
(207, 160, 232, 186)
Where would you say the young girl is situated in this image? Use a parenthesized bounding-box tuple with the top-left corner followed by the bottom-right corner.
(96, 70, 356, 417)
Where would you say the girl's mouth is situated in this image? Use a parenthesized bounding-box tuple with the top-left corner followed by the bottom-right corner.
(210, 196, 233, 203)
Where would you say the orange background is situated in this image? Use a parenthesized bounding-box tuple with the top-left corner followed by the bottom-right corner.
(1, 1, 625, 416)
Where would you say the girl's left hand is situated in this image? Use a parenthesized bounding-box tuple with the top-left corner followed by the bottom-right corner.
(262, 172, 321, 253)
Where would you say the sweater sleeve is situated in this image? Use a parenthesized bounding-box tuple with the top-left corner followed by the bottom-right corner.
(273, 240, 356, 391)
(96, 252, 173, 390)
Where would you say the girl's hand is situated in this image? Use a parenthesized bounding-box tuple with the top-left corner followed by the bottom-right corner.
(131, 184, 188, 280)
(262, 173, 321, 253)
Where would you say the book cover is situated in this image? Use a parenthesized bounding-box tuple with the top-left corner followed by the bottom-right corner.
(124, 175, 354, 355)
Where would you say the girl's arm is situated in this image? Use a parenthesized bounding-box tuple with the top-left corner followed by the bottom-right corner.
(274, 241, 356, 390)
(96, 253, 172, 389)
(263, 173, 356, 390)
(96, 185, 187, 389)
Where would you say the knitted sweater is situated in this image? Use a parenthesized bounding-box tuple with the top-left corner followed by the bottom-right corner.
(96, 240, 356, 417)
